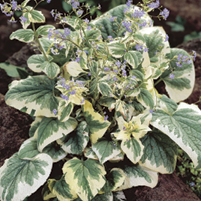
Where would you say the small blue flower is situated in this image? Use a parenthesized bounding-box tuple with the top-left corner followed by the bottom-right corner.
(189, 182, 195, 187)
(147, 0, 160, 9)
(176, 62, 182, 67)
(84, 18, 89, 24)
(169, 73, 175, 79)
(64, 28, 71, 37)
(87, 26, 91, 30)
(108, 35, 113, 42)
(53, 109, 57, 115)
(20, 16, 28, 23)
(47, 0, 51, 3)
(126, 0, 132, 7)
(164, 34, 169, 42)
(160, 8, 169, 20)
(104, 115, 108, 121)
(11, 0, 17, 10)
(77, 10, 83, 16)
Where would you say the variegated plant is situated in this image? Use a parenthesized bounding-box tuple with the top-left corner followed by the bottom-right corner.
(0, 0, 200, 201)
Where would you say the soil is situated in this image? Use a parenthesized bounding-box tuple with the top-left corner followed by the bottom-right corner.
(0, 0, 201, 200)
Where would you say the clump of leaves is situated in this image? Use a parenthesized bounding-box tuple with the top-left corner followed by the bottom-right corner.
(0, 0, 200, 201)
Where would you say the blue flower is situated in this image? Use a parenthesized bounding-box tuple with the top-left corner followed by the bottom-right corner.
(104, 115, 108, 121)
(160, 8, 169, 20)
(87, 26, 91, 30)
(108, 35, 113, 42)
(147, 0, 160, 9)
(169, 73, 175, 79)
(64, 28, 71, 37)
(47, 0, 51, 3)
(20, 16, 28, 23)
(11, 0, 17, 10)
(126, 0, 132, 7)
(164, 34, 169, 42)
(84, 18, 89, 24)
(176, 62, 182, 67)
(53, 109, 57, 115)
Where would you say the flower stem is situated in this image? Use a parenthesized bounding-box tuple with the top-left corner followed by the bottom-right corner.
(32, 22, 49, 61)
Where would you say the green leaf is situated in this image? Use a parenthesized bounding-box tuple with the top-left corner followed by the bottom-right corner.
(107, 42, 126, 58)
(121, 138, 144, 164)
(5, 75, 60, 117)
(60, 121, 89, 155)
(62, 1, 72, 13)
(0, 62, 29, 78)
(41, 61, 60, 79)
(101, 168, 125, 193)
(62, 157, 106, 201)
(36, 25, 55, 36)
(10, 29, 34, 43)
(140, 129, 178, 173)
(124, 51, 143, 69)
(18, 137, 39, 160)
(92, 5, 128, 40)
(92, 140, 121, 164)
(42, 141, 67, 163)
(151, 102, 201, 169)
(28, 9, 45, 23)
(82, 100, 110, 144)
(27, 54, 53, 73)
(116, 165, 158, 190)
(0, 153, 52, 201)
(34, 116, 78, 152)
(48, 176, 77, 201)
(161, 48, 195, 102)
(98, 81, 113, 97)
(137, 88, 154, 109)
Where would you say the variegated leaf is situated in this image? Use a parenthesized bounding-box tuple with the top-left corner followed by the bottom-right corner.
(116, 165, 158, 191)
(10, 29, 34, 43)
(121, 138, 144, 164)
(151, 102, 201, 169)
(61, 121, 89, 155)
(43, 141, 67, 163)
(36, 25, 55, 36)
(161, 48, 195, 102)
(18, 137, 39, 160)
(62, 157, 106, 201)
(113, 191, 126, 201)
(100, 168, 125, 193)
(65, 61, 84, 77)
(107, 42, 126, 58)
(41, 61, 60, 79)
(140, 129, 178, 173)
(5, 75, 60, 117)
(82, 100, 110, 144)
(27, 54, 53, 73)
(137, 88, 154, 109)
(48, 176, 77, 201)
(0, 153, 52, 201)
(92, 140, 121, 164)
(98, 81, 113, 97)
(28, 9, 45, 23)
(92, 192, 113, 201)
(34, 117, 78, 152)
(58, 100, 74, 122)
(124, 51, 143, 69)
